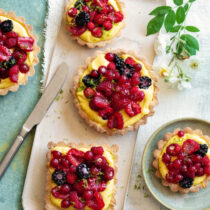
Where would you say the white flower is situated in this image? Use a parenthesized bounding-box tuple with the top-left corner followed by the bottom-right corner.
(177, 80, 192, 90)
(158, 64, 170, 78)
(189, 58, 200, 70)
(154, 34, 170, 55)
(168, 76, 179, 84)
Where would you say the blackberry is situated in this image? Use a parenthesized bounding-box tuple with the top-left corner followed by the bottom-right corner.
(2, 57, 16, 70)
(75, 12, 90, 26)
(52, 170, 67, 185)
(76, 163, 90, 179)
(82, 74, 100, 88)
(123, 67, 135, 78)
(179, 177, 193, 188)
(139, 76, 152, 89)
(0, 20, 13, 33)
(195, 144, 208, 157)
(114, 54, 126, 73)
(74, 0, 86, 10)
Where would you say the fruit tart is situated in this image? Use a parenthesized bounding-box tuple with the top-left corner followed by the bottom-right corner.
(153, 127, 210, 193)
(0, 9, 39, 95)
(65, 0, 125, 48)
(73, 49, 158, 135)
(45, 142, 118, 210)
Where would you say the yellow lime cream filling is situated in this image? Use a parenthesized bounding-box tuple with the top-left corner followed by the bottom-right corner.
(0, 15, 34, 89)
(66, 0, 124, 43)
(159, 133, 210, 186)
(76, 53, 154, 129)
(49, 146, 115, 210)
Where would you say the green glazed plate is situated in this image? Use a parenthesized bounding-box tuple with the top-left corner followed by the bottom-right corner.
(142, 118, 210, 210)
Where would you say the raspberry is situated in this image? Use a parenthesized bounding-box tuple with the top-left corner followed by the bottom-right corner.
(166, 172, 174, 183)
(92, 95, 109, 109)
(196, 168, 204, 176)
(107, 112, 124, 129)
(114, 70, 120, 80)
(90, 166, 101, 176)
(111, 92, 130, 111)
(129, 87, 145, 101)
(125, 102, 141, 117)
(84, 151, 94, 161)
(98, 107, 114, 120)
(89, 11, 96, 21)
(98, 181, 107, 192)
(12, 50, 27, 64)
(9, 65, 19, 83)
(52, 151, 62, 158)
(67, 173, 77, 184)
(68, 7, 77, 17)
(131, 72, 140, 86)
(69, 165, 77, 173)
(91, 146, 104, 155)
(70, 25, 87, 36)
(119, 75, 128, 84)
(172, 159, 182, 169)
(191, 154, 202, 163)
(100, 5, 108, 14)
(17, 37, 34, 52)
(202, 155, 210, 166)
(103, 21, 112, 30)
(4, 37, 17, 48)
(60, 184, 71, 194)
(113, 11, 124, 23)
(50, 158, 59, 168)
(93, 155, 108, 168)
(105, 70, 115, 80)
(73, 180, 86, 194)
(91, 70, 99, 78)
(69, 191, 80, 207)
(94, 192, 105, 209)
(0, 45, 11, 61)
(204, 166, 210, 175)
(91, 27, 102, 38)
(104, 166, 114, 181)
(61, 199, 71, 208)
(105, 53, 115, 61)
(125, 57, 135, 66)
(84, 87, 95, 99)
(87, 22, 95, 31)
(166, 143, 181, 156)
(178, 130, 184, 137)
(107, 5, 114, 13)
(177, 152, 186, 161)
(5, 31, 18, 38)
(96, 80, 113, 97)
(174, 174, 183, 183)
(82, 5, 90, 12)
(180, 165, 188, 173)
(107, 62, 116, 71)
(94, 14, 105, 25)
(182, 139, 200, 155)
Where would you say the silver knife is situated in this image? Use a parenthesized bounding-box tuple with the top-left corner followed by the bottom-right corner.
(0, 62, 68, 179)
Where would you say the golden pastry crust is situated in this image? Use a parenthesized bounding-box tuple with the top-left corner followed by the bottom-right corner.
(45, 141, 118, 210)
(0, 9, 40, 95)
(72, 48, 159, 135)
(153, 127, 210, 194)
(64, 0, 126, 48)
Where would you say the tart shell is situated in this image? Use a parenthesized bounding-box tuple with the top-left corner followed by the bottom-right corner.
(45, 141, 118, 210)
(72, 48, 159, 135)
(153, 127, 210, 193)
(64, 0, 126, 48)
(0, 9, 40, 96)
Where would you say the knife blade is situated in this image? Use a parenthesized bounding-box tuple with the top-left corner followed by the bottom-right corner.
(0, 62, 68, 179)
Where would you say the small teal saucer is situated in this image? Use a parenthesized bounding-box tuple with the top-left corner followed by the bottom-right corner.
(142, 118, 210, 210)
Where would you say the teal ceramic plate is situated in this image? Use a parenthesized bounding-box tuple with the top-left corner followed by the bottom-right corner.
(142, 118, 210, 210)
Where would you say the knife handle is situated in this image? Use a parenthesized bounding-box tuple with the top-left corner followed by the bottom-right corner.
(0, 135, 24, 180)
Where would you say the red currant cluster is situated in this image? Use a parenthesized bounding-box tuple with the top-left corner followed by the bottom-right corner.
(50, 146, 114, 210)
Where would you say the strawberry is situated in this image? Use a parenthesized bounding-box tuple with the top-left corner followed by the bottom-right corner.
(17, 37, 34, 52)
(94, 192, 105, 210)
(92, 95, 109, 109)
(70, 26, 87, 36)
(182, 139, 200, 155)
(0, 45, 11, 61)
(125, 102, 141, 117)
(107, 112, 124, 129)
(129, 87, 145, 101)
(67, 148, 84, 166)
(98, 107, 114, 120)
(96, 80, 113, 97)
(12, 50, 27, 64)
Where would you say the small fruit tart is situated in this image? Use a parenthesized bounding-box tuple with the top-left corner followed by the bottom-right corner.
(0, 9, 39, 95)
(65, 0, 125, 48)
(45, 142, 118, 210)
(153, 127, 210, 193)
(73, 49, 158, 135)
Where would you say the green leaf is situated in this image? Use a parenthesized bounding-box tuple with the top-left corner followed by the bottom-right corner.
(189, 0, 196, 2)
(185, 26, 200, 32)
(164, 10, 176, 32)
(184, 3, 189, 12)
(173, 0, 183, 6)
(170, 25, 181, 32)
(180, 34, 199, 50)
(176, 6, 186, 24)
(184, 44, 196, 56)
(149, 6, 171, 16)
(146, 15, 165, 36)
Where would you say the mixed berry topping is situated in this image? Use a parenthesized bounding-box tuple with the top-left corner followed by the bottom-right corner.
(50, 146, 114, 209)
(0, 19, 34, 84)
(67, 0, 124, 38)
(78, 52, 152, 130)
(162, 130, 210, 188)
